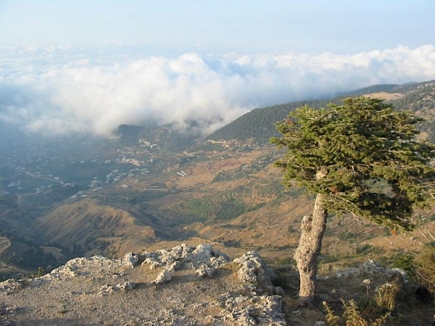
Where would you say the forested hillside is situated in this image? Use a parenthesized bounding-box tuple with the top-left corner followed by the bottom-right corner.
(207, 100, 327, 144)
(208, 80, 435, 144)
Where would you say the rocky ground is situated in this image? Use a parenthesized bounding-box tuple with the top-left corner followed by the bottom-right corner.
(1, 243, 434, 325)
(0, 244, 287, 325)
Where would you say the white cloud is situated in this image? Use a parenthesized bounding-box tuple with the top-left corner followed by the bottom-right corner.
(1, 45, 435, 137)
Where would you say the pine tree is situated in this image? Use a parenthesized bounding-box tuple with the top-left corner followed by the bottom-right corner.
(271, 97, 435, 307)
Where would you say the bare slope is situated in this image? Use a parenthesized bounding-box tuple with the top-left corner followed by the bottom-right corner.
(36, 198, 156, 256)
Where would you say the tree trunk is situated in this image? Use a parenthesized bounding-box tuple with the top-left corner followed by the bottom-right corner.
(294, 192, 328, 307)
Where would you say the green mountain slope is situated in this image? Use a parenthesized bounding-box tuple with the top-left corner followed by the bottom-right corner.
(207, 80, 435, 144)
(207, 100, 328, 144)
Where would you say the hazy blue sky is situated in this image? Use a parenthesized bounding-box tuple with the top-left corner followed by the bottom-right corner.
(1, 1, 435, 137)
(0, 0, 433, 55)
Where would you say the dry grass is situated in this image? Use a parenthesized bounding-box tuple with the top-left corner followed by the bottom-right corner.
(374, 281, 401, 312)
(415, 244, 435, 292)
(323, 300, 390, 326)
(364, 92, 405, 100)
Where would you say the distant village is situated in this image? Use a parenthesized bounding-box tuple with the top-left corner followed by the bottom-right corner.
(0, 132, 263, 200)
(0, 137, 192, 198)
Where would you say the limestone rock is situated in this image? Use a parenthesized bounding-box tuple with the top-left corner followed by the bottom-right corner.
(360, 259, 385, 274)
(336, 267, 360, 278)
(195, 264, 216, 278)
(122, 252, 140, 268)
(141, 243, 230, 274)
(155, 269, 173, 284)
(99, 281, 136, 296)
(233, 251, 277, 286)
(337, 260, 395, 279)
(386, 267, 408, 282)
(222, 295, 286, 325)
(0, 279, 23, 294)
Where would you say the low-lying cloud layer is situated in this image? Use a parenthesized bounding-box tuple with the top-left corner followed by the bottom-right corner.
(1, 45, 435, 137)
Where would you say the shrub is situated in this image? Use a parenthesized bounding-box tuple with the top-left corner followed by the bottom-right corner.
(374, 281, 400, 312)
(323, 300, 390, 326)
(415, 244, 435, 292)
(392, 252, 417, 283)
(337, 229, 354, 241)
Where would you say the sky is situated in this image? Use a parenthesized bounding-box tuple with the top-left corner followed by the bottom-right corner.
(0, 1, 434, 137)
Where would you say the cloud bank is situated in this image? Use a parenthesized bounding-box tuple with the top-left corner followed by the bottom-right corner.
(1, 45, 435, 137)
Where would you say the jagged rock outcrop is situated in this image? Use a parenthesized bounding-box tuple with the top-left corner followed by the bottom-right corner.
(234, 251, 277, 287)
(142, 243, 230, 269)
(0, 244, 286, 325)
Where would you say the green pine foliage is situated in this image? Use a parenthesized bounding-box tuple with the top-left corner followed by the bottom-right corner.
(271, 97, 435, 231)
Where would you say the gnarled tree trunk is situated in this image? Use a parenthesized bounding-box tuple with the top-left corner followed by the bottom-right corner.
(294, 192, 327, 307)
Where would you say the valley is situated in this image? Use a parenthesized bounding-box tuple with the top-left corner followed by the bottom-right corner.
(0, 80, 435, 281)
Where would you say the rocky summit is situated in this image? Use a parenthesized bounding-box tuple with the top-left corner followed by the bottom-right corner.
(0, 244, 286, 325)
